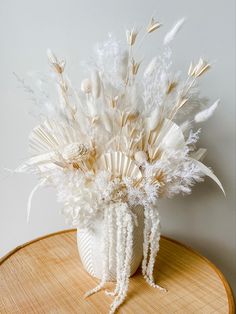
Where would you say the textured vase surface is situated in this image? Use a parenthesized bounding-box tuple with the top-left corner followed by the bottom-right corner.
(77, 205, 144, 281)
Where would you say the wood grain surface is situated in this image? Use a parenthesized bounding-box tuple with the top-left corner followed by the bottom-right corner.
(0, 229, 234, 313)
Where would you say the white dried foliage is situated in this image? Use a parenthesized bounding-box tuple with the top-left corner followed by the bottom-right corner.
(94, 34, 129, 89)
(194, 99, 220, 123)
(16, 16, 223, 314)
(163, 17, 186, 45)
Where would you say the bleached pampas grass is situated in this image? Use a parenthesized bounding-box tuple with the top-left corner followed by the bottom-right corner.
(15, 16, 224, 313)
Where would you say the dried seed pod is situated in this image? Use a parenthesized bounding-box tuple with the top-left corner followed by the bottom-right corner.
(126, 28, 138, 46)
(47, 49, 65, 74)
(120, 110, 138, 126)
(126, 110, 139, 122)
(47, 49, 57, 64)
(91, 116, 99, 125)
(131, 59, 142, 75)
(166, 81, 177, 94)
(81, 78, 92, 94)
(189, 58, 210, 77)
(134, 151, 147, 164)
(111, 95, 119, 108)
(147, 18, 161, 33)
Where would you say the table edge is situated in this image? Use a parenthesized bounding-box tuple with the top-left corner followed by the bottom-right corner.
(0, 228, 234, 313)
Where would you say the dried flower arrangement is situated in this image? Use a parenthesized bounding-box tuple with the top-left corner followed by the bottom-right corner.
(16, 16, 224, 314)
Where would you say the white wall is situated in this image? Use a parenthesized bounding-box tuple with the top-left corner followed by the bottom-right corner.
(0, 0, 235, 295)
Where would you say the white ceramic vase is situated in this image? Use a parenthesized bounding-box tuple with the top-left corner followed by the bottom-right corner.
(77, 205, 144, 281)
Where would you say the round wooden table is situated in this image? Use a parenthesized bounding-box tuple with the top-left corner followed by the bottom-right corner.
(0, 229, 234, 313)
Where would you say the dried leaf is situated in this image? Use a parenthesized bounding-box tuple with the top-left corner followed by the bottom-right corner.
(192, 159, 225, 196)
(190, 148, 207, 161)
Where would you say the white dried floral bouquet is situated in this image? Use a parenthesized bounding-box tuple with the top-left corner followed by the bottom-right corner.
(16, 17, 224, 314)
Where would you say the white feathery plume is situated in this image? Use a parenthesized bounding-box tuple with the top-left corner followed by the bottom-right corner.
(163, 17, 186, 45)
(194, 99, 220, 123)
(144, 57, 157, 77)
